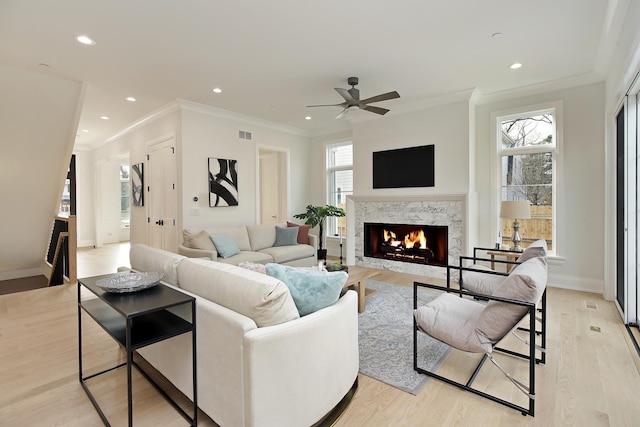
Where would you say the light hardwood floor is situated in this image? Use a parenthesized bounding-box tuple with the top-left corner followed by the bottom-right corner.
(1, 243, 639, 426)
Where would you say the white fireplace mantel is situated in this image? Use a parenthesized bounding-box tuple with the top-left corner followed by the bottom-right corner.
(346, 194, 467, 278)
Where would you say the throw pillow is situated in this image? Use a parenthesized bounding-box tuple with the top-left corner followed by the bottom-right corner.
(274, 225, 298, 247)
(211, 233, 241, 258)
(516, 239, 548, 263)
(475, 256, 547, 345)
(190, 230, 216, 250)
(287, 221, 311, 244)
(265, 263, 347, 316)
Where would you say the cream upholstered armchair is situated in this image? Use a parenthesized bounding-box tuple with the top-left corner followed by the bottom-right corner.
(459, 239, 549, 361)
(413, 254, 548, 416)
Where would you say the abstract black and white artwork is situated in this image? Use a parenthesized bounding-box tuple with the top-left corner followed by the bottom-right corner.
(209, 158, 238, 207)
(131, 163, 144, 206)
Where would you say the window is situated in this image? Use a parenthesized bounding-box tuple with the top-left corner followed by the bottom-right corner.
(120, 164, 130, 228)
(496, 107, 558, 253)
(326, 143, 352, 237)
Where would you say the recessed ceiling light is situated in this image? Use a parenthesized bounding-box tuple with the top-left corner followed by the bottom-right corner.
(212, 88, 222, 93)
(305, 116, 311, 120)
(81, 129, 89, 133)
(76, 35, 96, 46)
(510, 63, 522, 69)
(491, 32, 503, 38)
(100, 116, 109, 120)
(126, 97, 136, 102)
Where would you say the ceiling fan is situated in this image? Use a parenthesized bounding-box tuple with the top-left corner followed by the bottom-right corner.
(307, 77, 400, 119)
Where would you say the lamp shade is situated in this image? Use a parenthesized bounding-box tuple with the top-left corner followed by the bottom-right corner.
(500, 201, 531, 219)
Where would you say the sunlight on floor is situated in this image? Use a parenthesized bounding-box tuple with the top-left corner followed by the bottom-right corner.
(77, 242, 131, 278)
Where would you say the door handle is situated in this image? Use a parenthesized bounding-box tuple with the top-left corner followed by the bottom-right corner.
(155, 220, 164, 226)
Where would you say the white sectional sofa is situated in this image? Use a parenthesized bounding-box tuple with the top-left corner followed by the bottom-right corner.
(178, 224, 318, 267)
(128, 244, 358, 427)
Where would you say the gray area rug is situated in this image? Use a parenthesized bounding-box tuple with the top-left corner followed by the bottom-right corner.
(358, 279, 452, 395)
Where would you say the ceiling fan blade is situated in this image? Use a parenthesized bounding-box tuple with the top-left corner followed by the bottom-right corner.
(335, 108, 349, 119)
(306, 103, 345, 108)
(363, 105, 390, 115)
(335, 88, 355, 103)
(360, 91, 400, 105)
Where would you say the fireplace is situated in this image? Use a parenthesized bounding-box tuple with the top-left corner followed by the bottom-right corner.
(364, 222, 448, 267)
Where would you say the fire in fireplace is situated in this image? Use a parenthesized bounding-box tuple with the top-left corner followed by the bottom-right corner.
(364, 222, 448, 266)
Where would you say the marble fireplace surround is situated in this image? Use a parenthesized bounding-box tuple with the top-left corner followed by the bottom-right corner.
(346, 194, 467, 278)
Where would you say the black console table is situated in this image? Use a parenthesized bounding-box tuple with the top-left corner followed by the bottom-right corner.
(78, 274, 197, 426)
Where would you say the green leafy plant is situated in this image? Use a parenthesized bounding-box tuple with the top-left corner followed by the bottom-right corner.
(293, 204, 345, 253)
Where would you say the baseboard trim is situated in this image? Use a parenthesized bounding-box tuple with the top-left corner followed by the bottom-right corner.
(548, 272, 603, 295)
(0, 268, 43, 281)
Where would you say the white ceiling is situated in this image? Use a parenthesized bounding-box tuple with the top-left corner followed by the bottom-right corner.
(0, 0, 622, 148)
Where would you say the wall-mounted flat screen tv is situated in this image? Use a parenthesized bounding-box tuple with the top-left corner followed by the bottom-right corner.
(373, 144, 435, 188)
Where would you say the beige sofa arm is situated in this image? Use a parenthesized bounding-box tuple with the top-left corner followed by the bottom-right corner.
(307, 233, 318, 250)
(243, 290, 358, 426)
(178, 244, 218, 260)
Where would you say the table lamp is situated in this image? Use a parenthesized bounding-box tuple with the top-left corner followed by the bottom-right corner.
(500, 201, 531, 252)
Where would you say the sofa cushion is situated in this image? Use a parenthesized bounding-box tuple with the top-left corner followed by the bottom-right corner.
(287, 221, 311, 244)
(216, 251, 273, 265)
(517, 239, 548, 263)
(476, 256, 547, 345)
(414, 293, 490, 353)
(265, 263, 347, 316)
(178, 258, 300, 327)
(258, 244, 315, 264)
(461, 264, 506, 295)
(204, 226, 251, 251)
(182, 229, 216, 250)
(274, 226, 298, 247)
(211, 233, 241, 258)
(129, 244, 185, 286)
(246, 224, 278, 251)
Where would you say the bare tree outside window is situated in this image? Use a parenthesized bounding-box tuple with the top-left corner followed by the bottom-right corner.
(499, 112, 555, 250)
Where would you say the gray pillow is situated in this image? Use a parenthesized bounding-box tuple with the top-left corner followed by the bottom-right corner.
(274, 225, 298, 247)
(517, 239, 548, 263)
(211, 233, 241, 258)
(475, 256, 547, 345)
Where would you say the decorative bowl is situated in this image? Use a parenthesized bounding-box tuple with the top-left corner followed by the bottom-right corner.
(96, 271, 164, 293)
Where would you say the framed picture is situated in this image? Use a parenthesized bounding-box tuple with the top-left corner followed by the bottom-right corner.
(131, 163, 144, 206)
(209, 158, 238, 207)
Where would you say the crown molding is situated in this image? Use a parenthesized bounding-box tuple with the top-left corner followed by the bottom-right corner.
(99, 98, 311, 146)
(474, 73, 604, 106)
(177, 99, 310, 137)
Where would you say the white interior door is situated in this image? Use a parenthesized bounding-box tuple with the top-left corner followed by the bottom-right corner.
(148, 137, 177, 251)
(260, 152, 280, 224)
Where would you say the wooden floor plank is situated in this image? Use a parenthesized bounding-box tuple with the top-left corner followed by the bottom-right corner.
(1, 243, 639, 426)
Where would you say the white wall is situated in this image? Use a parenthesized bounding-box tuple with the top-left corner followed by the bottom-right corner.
(309, 86, 608, 295)
(475, 82, 606, 294)
(86, 101, 312, 249)
(308, 101, 471, 258)
(352, 100, 471, 196)
(180, 106, 311, 230)
(86, 109, 181, 247)
(0, 64, 83, 279)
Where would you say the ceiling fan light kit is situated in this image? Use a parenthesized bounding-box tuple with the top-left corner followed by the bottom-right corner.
(307, 76, 400, 119)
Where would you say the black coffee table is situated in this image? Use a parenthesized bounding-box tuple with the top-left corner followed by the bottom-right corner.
(78, 273, 197, 426)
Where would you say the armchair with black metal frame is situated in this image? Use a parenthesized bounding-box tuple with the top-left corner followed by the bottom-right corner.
(413, 255, 547, 417)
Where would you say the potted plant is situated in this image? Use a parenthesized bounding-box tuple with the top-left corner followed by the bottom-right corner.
(293, 204, 345, 261)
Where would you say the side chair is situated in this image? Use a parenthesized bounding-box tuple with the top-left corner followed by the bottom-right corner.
(459, 239, 548, 364)
(413, 255, 548, 416)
